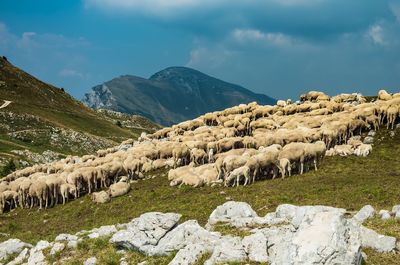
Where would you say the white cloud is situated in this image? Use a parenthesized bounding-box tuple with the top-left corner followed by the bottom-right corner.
(368, 24, 385, 45)
(186, 45, 234, 69)
(232, 28, 292, 46)
(390, 2, 400, 23)
(58, 69, 86, 79)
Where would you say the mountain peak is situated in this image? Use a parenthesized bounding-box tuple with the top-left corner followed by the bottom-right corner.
(83, 67, 276, 126)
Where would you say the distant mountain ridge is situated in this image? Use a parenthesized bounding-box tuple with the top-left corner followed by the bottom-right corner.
(83, 67, 275, 125)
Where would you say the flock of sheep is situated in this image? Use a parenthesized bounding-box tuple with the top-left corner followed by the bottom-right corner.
(0, 89, 399, 212)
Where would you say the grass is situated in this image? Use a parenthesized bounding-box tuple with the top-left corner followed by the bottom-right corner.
(0, 128, 399, 264)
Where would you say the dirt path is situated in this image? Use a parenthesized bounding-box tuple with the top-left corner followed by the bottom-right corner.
(0, 100, 12, 109)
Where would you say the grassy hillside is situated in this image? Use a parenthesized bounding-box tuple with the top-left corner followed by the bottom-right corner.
(0, 56, 159, 171)
(0, 127, 399, 264)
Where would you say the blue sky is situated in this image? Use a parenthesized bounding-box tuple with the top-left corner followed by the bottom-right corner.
(1, 0, 400, 100)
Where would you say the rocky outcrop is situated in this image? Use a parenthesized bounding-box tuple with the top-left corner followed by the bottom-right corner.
(1, 202, 398, 265)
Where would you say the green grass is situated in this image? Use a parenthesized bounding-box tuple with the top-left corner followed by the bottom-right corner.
(0, 128, 399, 264)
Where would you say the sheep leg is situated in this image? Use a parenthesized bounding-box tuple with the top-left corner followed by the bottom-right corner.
(314, 159, 318, 171)
(300, 162, 304, 174)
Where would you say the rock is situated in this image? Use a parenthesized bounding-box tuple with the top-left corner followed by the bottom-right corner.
(204, 236, 247, 265)
(55, 233, 78, 242)
(358, 225, 397, 252)
(137, 261, 147, 265)
(84, 257, 98, 265)
(392, 205, 400, 218)
(379, 210, 391, 220)
(0, 239, 32, 261)
(50, 242, 65, 256)
(352, 205, 375, 224)
(7, 248, 29, 265)
(363, 136, 374, 144)
(396, 124, 400, 129)
(259, 204, 363, 265)
(67, 240, 79, 249)
(367, 130, 376, 137)
(389, 131, 395, 137)
(150, 220, 220, 256)
(35, 240, 51, 251)
(110, 212, 181, 253)
(242, 232, 268, 263)
(88, 225, 118, 239)
(206, 201, 259, 229)
(169, 243, 209, 265)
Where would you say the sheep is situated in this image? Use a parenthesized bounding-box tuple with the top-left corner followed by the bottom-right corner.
(224, 166, 251, 187)
(60, 183, 77, 205)
(279, 158, 292, 178)
(2, 190, 19, 209)
(333, 144, 354, 156)
(108, 182, 131, 198)
(278, 143, 306, 174)
(378, 89, 392, 101)
(190, 148, 207, 165)
(354, 144, 372, 157)
(91, 191, 111, 204)
(172, 145, 190, 168)
(28, 180, 49, 209)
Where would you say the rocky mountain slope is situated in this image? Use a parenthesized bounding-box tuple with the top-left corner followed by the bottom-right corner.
(83, 67, 275, 125)
(0, 56, 159, 172)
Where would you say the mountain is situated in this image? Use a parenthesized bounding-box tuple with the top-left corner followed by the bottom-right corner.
(0, 56, 159, 171)
(83, 67, 275, 125)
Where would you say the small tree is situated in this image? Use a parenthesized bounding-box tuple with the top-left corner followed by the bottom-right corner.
(0, 160, 16, 177)
(116, 121, 123, 127)
(2, 56, 7, 61)
(60, 87, 65, 92)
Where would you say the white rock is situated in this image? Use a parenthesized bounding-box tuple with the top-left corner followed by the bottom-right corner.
(88, 225, 118, 239)
(110, 212, 181, 253)
(206, 201, 259, 229)
(26, 248, 46, 265)
(84, 257, 97, 265)
(7, 247, 29, 265)
(352, 205, 375, 224)
(35, 241, 51, 251)
(55, 233, 78, 242)
(169, 243, 209, 265)
(363, 136, 374, 144)
(358, 225, 397, 252)
(150, 220, 220, 256)
(392, 205, 400, 218)
(50, 242, 65, 256)
(367, 130, 376, 137)
(379, 210, 391, 220)
(67, 240, 78, 249)
(0, 239, 32, 261)
(204, 236, 247, 265)
(242, 232, 268, 263)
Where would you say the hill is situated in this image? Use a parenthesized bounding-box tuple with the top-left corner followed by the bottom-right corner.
(82, 67, 275, 125)
(0, 56, 159, 171)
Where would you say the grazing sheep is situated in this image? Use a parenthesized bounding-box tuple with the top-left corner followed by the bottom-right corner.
(224, 166, 251, 187)
(279, 158, 292, 178)
(28, 180, 49, 209)
(60, 183, 77, 205)
(190, 148, 207, 165)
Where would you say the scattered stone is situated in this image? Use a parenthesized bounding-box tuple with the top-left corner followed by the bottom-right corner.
(0, 239, 32, 261)
(392, 205, 400, 218)
(55, 233, 78, 242)
(7, 248, 29, 265)
(358, 225, 396, 252)
(169, 243, 209, 265)
(242, 232, 268, 263)
(225, 196, 232, 201)
(84, 257, 98, 265)
(204, 236, 247, 265)
(88, 225, 117, 239)
(50, 242, 65, 256)
(352, 205, 375, 224)
(379, 210, 391, 220)
(367, 130, 376, 137)
(396, 124, 400, 129)
(363, 136, 374, 144)
(206, 201, 259, 229)
(389, 131, 395, 137)
(110, 212, 181, 254)
(219, 191, 226, 195)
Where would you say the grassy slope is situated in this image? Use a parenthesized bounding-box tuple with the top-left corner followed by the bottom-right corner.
(0, 57, 132, 140)
(0, 127, 399, 264)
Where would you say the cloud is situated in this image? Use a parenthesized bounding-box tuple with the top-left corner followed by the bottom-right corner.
(390, 2, 400, 22)
(232, 29, 292, 46)
(186, 45, 234, 69)
(58, 69, 87, 79)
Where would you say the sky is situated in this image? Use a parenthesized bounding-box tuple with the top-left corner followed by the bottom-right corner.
(0, 0, 400, 100)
